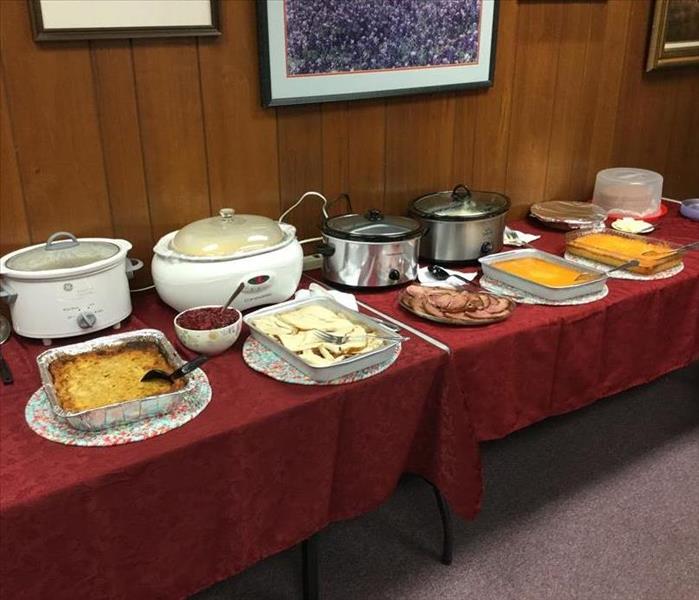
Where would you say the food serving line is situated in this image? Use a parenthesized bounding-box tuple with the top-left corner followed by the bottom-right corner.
(311, 201, 699, 441)
(1, 177, 697, 600)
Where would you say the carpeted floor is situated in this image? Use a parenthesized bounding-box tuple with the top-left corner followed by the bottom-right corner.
(193, 362, 699, 600)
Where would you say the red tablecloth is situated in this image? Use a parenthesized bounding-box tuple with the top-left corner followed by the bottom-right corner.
(0, 293, 482, 600)
(316, 203, 699, 441)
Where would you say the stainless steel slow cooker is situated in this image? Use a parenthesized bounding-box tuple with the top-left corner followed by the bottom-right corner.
(318, 209, 424, 288)
(409, 184, 511, 262)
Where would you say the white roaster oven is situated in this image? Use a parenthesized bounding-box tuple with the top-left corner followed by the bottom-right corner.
(0, 232, 143, 345)
(151, 204, 322, 312)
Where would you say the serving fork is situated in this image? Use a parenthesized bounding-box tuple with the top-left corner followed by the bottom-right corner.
(312, 330, 407, 345)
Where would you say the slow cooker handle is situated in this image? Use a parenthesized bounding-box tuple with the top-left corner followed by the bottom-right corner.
(125, 258, 144, 279)
(0, 280, 17, 304)
(45, 231, 79, 250)
(316, 243, 335, 257)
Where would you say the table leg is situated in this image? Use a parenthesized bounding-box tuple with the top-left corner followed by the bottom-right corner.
(302, 534, 319, 600)
(429, 482, 454, 566)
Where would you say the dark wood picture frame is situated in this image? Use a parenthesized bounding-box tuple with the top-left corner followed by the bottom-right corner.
(28, 0, 221, 41)
(256, 0, 499, 107)
(647, 0, 699, 71)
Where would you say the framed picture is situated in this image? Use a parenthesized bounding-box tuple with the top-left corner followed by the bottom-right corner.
(647, 0, 699, 71)
(256, 0, 498, 107)
(29, 0, 220, 41)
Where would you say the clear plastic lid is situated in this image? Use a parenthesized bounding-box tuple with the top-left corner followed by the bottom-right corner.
(5, 232, 120, 272)
(171, 209, 285, 257)
(592, 168, 663, 218)
(411, 184, 510, 220)
(322, 209, 423, 242)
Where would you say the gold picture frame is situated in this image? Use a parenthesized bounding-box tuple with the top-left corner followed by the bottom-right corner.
(647, 0, 699, 71)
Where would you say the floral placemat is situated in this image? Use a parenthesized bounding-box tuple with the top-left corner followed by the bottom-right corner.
(25, 371, 211, 447)
(563, 252, 684, 280)
(479, 276, 609, 306)
(242, 337, 400, 385)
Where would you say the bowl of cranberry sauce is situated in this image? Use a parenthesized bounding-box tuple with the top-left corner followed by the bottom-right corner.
(174, 306, 242, 355)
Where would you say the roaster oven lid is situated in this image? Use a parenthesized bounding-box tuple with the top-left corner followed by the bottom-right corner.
(322, 209, 423, 242)
(5, 232, 120, 272)
(411, 184, 511, 221)
(172, 209, 285, 257)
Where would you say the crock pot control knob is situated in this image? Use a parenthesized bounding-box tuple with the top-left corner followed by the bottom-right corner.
(77, 312, 97, 329)
(365, 209, 384, 221)
(388, 269, 401, 281)
(480, 241, 493, 255)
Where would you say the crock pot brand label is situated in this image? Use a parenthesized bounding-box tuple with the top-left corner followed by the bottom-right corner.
(63, 283, 73, 291)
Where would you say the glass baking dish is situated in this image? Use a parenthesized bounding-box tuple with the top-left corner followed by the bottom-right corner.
(565, 228, 684, 275)
(244, 296, 401, 382)
(479, 249, 607, 301)
(37, 329, 196, 431)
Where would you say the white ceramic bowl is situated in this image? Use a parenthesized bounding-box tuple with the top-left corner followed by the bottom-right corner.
(174, 305, 242, 356)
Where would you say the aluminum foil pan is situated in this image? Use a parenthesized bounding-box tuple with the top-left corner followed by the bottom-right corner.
(530, 201, 607, 230)
(479, 249, 607, 301)
(37, 329, 196, 431)
(244, 296, 401, 382)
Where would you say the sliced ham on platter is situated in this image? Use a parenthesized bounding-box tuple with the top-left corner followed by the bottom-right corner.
(399, 285, 515, 325)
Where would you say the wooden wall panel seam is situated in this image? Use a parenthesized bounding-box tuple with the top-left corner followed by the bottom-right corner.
(500, 10, 524, 194)
(88, 41, 117, 238)
(195, 40, 213, 217)
(609, 4, 638, 162)
(129, 39, 157, 247)
(0, 63, 32, 243)
(540, 8, 576, 202)
(564, 4, 595, 201)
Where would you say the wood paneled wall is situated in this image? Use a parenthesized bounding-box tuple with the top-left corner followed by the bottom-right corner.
(1, 0, 698, 285)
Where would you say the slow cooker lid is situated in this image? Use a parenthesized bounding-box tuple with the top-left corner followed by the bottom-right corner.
(323, 209, 423, 242)
(412, 184, 510, 221)
(5, 232, 120, 272)
(172, 209, 285, 257)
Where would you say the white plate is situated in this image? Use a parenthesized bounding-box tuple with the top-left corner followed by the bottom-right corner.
(610, 219, 654, 234)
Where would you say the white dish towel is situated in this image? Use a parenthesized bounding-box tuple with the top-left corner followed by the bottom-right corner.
(294, 283, 359, 311)
(417, 266, 477, 289)
(503, 226, 541, 246)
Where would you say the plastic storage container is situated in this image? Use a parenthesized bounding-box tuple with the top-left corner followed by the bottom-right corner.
(592, 168, 663, 218)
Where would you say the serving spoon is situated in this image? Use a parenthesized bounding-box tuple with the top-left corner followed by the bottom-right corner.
(141, 355, 208, 383)
(574, 259, 639, 281)
(222, 281, 245, 312)
(428, 265, 481, 292)
(0, 315, 13, 385)
(640, 240, 699, 257)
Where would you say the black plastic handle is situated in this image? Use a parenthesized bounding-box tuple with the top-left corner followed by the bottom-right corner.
(365, 209, 384, 221)
(172, 355, 208, 380)
(316, 243, 335, 257)
(0, 355, 13, 385)
(451, 184, 472, 201)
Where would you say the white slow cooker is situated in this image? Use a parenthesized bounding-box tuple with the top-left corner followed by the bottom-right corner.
(152, 208, 306, 312)
(0, 232, 142, 344)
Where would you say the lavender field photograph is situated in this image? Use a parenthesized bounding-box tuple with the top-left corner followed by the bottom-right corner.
(257, 0, 497, 106)
(284, 0, 482, 75)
